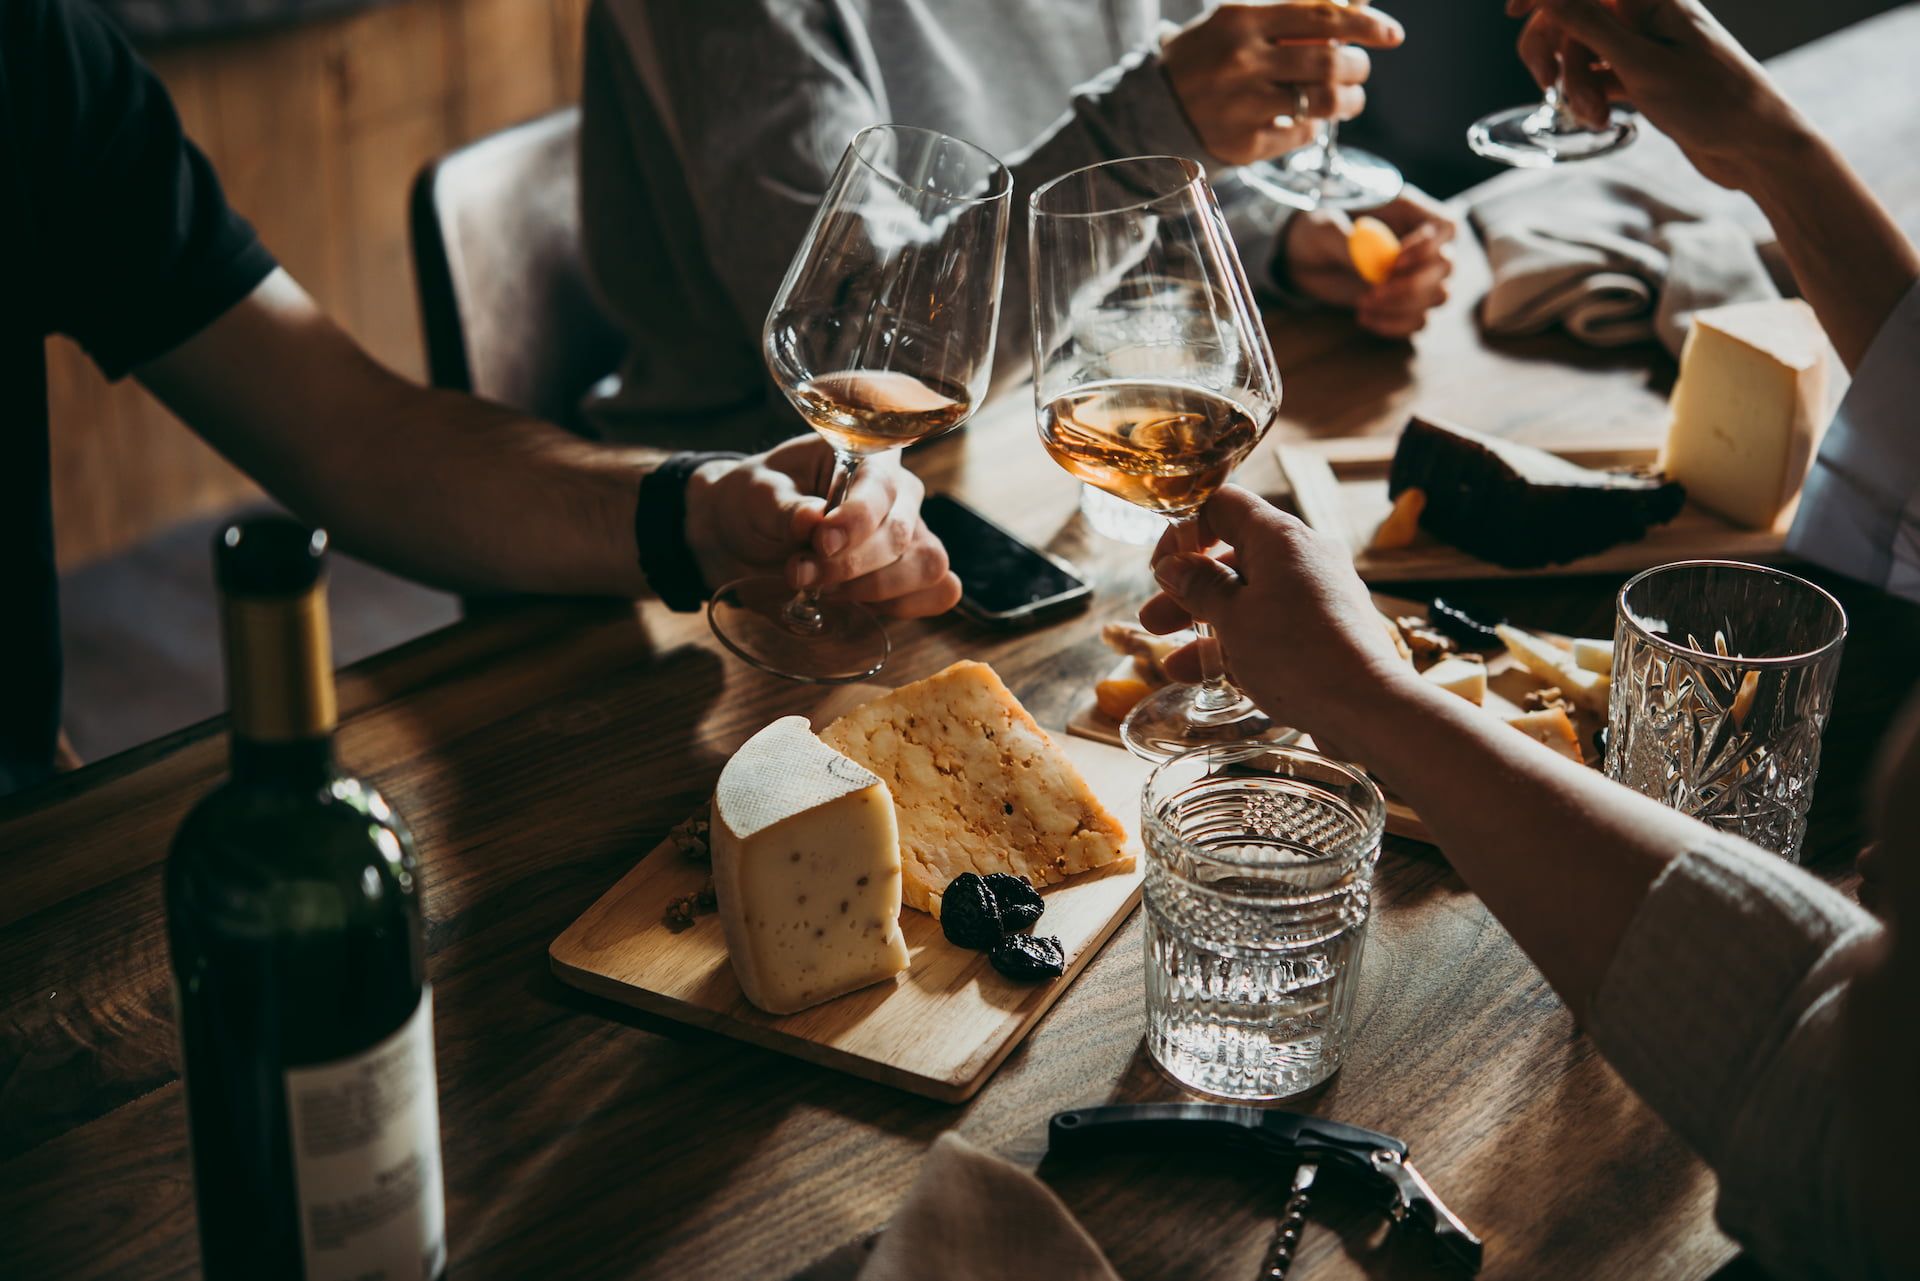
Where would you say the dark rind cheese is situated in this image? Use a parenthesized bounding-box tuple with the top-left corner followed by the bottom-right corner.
(1387, 417, 1685, 568)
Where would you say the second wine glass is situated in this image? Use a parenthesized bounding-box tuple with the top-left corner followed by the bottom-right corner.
(1030, 155, 1292, 762)
(708, 124, 1012, 684)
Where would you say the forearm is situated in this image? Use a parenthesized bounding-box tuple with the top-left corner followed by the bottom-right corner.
(139, 273, 653, 598)
(1734, 123, 1920, 372)
(274, 382, 654, 598)
(1335, 672, 1700, 1020)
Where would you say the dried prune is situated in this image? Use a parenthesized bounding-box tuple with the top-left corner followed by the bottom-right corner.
(984, 873, 1044, 933)
(1428, 598, 1505, 649)
(989, 934, 1065, 982)
(940, 873, 1003, 950)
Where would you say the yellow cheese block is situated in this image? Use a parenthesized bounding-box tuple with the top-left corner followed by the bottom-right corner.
(1421, 655, 1487, 705)
(822, 661, 1131, 914)
(1504, 706, 1584, 763)
(1663, 298, 1828, 529)
(710, 716, 911, 1015)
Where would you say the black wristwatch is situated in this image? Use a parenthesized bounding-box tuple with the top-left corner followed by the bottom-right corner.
(636, 451, 745, 612)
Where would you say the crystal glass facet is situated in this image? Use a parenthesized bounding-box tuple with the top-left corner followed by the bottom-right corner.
(1142, 744, 1385, 1100)
(1606, 561, 1847, 862)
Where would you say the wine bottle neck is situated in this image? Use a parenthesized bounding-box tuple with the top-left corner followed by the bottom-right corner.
(229, 735, 337, 788)
(220, 583, 339, 744)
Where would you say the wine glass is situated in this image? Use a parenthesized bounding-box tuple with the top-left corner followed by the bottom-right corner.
(708, 124, 1012, 684)
(1468, 5, 1637, 167)
(1243, 0, 1403, 212)
(1029, 155, 1293, 762)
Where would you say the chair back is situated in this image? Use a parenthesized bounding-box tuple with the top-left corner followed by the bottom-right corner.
(410, 107, 623, 428)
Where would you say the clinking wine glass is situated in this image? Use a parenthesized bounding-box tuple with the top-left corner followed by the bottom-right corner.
(1243, 0, 1404, 212)
(1029, 155, 1293, 762)
(708, 124, 1012, 684)
(1468, 5, 1637, 167)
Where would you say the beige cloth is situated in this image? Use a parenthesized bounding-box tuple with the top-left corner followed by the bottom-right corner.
(1471, 171, 1778, 356)
(855, 1134, 1121, 1281)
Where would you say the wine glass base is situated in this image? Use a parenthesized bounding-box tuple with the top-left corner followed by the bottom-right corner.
(1467, 102, 1637, 167)
(707, 575, 890, 685)
(1242, 144, 1404, 212)
(1120, 682, 1300, 763)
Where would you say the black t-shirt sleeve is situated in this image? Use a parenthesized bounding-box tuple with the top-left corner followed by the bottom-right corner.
(20, 0, 278, 378)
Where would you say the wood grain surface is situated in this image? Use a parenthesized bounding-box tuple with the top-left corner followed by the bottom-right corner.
(550, 733, 1146, 1102)
(1273, 440, 1792, 583)
(4, 10, 1919, 1280)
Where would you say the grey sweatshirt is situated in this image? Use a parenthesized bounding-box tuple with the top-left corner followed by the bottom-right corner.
(1588, 834, 1901, 1278)
(579, 0, 1294, 449)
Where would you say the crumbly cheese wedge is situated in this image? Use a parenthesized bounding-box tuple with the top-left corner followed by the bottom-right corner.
(822, 661, 1130, 914)
(1421, 655, 1487, 705)
(1663, 298, 1828, 529)
(710, 716, 910, 1015)
(1505, 706, 1584, 763)
(1497, 624, 1611, 715)
(1571, 638, 1614, 675)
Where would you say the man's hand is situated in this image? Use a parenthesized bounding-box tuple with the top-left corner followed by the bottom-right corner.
(1508, 0, 1807, 191)
(684, 436, 961, 619)
(1161, 1, 1404, 167)
(1280, 187, 1458, 338)
(1137, 486, 1416, 740)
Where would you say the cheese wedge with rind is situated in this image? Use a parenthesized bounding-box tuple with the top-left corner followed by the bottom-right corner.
(823, 661, 1130, 915)
(710, 716, 910, 1015)
(1663, 298, 1828, 530)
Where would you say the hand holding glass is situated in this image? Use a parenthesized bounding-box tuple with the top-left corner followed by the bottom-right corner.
(1029, 155, 1289, 761)
(708, 125, 1012, 683)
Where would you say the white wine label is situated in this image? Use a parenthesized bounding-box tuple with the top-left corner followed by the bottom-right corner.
(285, 988, 447, 1281)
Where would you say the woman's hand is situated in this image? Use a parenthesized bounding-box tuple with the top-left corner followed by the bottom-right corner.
(1161, 1, 1404, 167)
(1138, 485, 1417, 741)
(1508, 0, 1809, 191)
(1281, 187, 1459, 338)
(684, 437, 961, 618)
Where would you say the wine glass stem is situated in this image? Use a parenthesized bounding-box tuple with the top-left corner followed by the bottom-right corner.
(1171, 515, 1241, 713)
(781, 449, 862, 634)
(1543, 83, 1580, 131)
(1318, 119, 1341, 183)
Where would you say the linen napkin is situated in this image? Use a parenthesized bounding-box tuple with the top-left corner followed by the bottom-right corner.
(1471, 171, 1779, 356)
(854, 1134, 1121, 1281)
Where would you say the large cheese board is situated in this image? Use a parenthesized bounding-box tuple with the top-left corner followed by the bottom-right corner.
(550, 672, 1148, 1103)
(1274, 435, 1793, 583)
(1065, 593, 1607, 845)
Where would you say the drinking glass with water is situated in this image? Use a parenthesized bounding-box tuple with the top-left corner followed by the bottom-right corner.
(1142, 743, 1385, 1100)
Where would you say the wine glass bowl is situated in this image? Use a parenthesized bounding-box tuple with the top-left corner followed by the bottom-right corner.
(708, 124, 1011, 684)
(1029, 156, 1293, 762)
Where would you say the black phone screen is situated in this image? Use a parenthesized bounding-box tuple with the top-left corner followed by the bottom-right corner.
(920, 493, 1088, 617)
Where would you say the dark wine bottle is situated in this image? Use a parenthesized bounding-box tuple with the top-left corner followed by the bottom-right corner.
(166, 517, 446, 1281)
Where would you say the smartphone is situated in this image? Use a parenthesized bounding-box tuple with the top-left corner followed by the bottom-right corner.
(920, 493, 1092, 628)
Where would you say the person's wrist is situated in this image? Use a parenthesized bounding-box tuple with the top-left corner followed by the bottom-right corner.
(1316, 657, 1447, 765)
(637, 452, 746, 611)
(1711, 100, 1821, 199)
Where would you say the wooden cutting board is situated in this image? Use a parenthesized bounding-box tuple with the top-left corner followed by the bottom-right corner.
(1065, 594, 1605, 845)
(549, 717, 1147, 1103)
(1274, 435, 1793, 583)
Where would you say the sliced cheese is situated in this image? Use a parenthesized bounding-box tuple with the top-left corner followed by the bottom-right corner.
(710, 716, 910, 1015)
(1571, 638, 1614, 675)
(1504, 706, 1584, 763)
(1421, 655, 1487, 706)
(1663, 299, 1828, 529)
(823, 661, 1130, 914)
(1496, 624, 1611, 715)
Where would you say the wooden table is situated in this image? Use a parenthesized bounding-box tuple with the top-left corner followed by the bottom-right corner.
(6, 8, 1919, 1278)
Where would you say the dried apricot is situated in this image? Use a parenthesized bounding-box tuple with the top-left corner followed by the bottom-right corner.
(1348, 215, 1402, 285)
(1094, 676, 1154, 721)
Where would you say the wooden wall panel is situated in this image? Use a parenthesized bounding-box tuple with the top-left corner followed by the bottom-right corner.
(46, 0, 590, 570)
